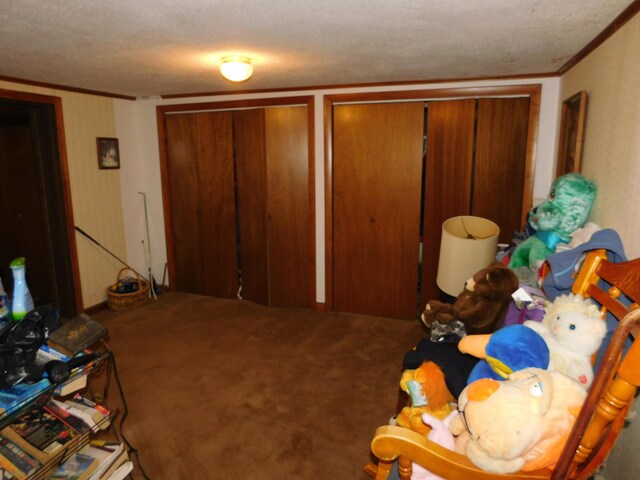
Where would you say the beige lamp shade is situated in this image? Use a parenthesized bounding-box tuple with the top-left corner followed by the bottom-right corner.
(436, 216, 500, 297)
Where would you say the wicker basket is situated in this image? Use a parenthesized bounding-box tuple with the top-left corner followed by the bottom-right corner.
(106, 268, 150, 311)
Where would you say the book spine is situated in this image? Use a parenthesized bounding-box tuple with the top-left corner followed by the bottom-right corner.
(53, 372, 88, 397)
(0, 437, 38, 477)
(35, 344, 71, 364)
(45, 341, 73, 358)
(71, 394, 111, 416)
(0, 456, 24, 479)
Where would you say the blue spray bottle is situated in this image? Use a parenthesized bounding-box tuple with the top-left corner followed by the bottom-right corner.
(10, 257, 34, 321)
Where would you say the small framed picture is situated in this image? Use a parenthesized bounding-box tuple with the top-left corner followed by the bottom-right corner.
(556, 91, 588, 178)
(97, 137, 121, 170)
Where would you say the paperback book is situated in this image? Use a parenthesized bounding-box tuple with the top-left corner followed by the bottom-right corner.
(0, 435, 40, 479)
(48, 400, 98, 433)
(44, 401, 91, 435)
(66, 395, 111, 429)
(80, 442, 123, 480)
(0, 379, 51, 416)
(48, 451, 98, 480)
(54, 373, 88, 398)
(8, 408, 78, 453)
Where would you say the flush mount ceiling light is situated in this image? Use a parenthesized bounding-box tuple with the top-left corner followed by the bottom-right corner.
(220, 56, 253, 82)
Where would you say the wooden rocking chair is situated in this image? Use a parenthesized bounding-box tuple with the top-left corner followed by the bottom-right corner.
(364, 249, 640, 480)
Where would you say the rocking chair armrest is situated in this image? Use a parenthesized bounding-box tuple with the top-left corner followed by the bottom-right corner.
(370, 425, 551, 480)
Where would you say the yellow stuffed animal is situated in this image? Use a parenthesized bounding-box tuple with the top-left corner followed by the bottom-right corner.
(450, 367, 586, 474)
(396, 361, 454, 435)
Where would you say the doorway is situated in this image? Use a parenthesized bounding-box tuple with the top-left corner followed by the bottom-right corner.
(0, 92, 80, 318)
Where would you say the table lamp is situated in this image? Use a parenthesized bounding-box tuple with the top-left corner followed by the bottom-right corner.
(436, 216, 500, 297)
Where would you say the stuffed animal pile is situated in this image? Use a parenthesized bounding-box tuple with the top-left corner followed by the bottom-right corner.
(450, 368, 586, 474)
(524, 293, 606, 388)
(421, 262, 519, 335)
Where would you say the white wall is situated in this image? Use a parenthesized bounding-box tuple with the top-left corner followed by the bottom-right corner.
(115, 76, 561, 304)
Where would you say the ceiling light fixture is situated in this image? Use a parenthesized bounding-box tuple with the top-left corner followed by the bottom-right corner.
(220, 56, 253, 82)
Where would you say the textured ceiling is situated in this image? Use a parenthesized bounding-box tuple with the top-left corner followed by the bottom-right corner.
(0, 0, 634, 98)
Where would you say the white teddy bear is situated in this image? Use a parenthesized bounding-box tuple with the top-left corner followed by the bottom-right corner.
(524, 293, 606, 388)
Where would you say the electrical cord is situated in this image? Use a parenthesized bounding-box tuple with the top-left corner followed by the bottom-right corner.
(100, 340, 151, 480)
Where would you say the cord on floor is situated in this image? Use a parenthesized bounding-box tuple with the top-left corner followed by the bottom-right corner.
(101, 340, 152, 480)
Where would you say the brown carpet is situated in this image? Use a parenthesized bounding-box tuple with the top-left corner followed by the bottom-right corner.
(92, 292, 425, 479)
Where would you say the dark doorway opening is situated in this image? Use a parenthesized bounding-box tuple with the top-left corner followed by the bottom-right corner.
(0, 96, 79, 318)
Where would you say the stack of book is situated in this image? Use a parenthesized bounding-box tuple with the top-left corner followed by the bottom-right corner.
(0, 380, 51, 419)
(48, 441, 132, 480)
(0, 395, 117, 479)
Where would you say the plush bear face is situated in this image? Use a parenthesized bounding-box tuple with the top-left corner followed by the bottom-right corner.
(458, 373, 549, 461)
(464, 263, 519, 303)
(549, 310, 607, 356)
(453, 368, 587, 474)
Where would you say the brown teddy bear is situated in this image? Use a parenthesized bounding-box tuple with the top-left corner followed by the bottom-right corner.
(422, 262, 519, 335)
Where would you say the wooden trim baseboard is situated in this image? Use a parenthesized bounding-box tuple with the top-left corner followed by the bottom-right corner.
(84, 301, 109, 315)
(313, 301, 327, 312)
(0, 75, 136, 100)
(160, 72, 557, 99)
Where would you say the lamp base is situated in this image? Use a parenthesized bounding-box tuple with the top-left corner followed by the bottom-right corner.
(438, 290, 457, 304)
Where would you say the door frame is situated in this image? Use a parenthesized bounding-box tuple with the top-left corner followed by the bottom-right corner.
(324, 84, 541, 311)
(156, 96, 316, 305)
(0, 88, 83, 312)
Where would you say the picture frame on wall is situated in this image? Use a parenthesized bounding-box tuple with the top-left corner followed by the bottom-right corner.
(97, 137, 121, 170)
(556, 90, 588, 178)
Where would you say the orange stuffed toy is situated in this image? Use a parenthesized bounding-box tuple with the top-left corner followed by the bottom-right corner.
(396, 361, 455, 435)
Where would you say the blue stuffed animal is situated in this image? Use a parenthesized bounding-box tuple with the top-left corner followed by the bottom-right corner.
(458, 324, 550, 384)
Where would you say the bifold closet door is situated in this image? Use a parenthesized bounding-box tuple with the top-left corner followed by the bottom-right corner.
(473, 98, 530, 244)
(421, 99, 476, 303)
(165, 112, 239, 297)
(264, 106, 311, 308)
(234, 106, 312, 308)
(333, 102, 424, 319)
(233, 109, 269, 305)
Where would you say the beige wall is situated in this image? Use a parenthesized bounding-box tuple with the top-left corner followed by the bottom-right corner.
(561, 13, 640, 258)
(0, 80, 128, 309)
(560, 13, 640, 479)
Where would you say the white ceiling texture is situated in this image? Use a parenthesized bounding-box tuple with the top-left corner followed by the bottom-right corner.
(0, 0, 634, 98)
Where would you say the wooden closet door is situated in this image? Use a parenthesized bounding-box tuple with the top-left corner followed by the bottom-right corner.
(333, 102, 424, 319)
(265, 106, 311, 308)
(233, 109, 269, 305)
(421, 99, 476, 303)
(165, 112, 238, 297)
(473, 97, 530, 244)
